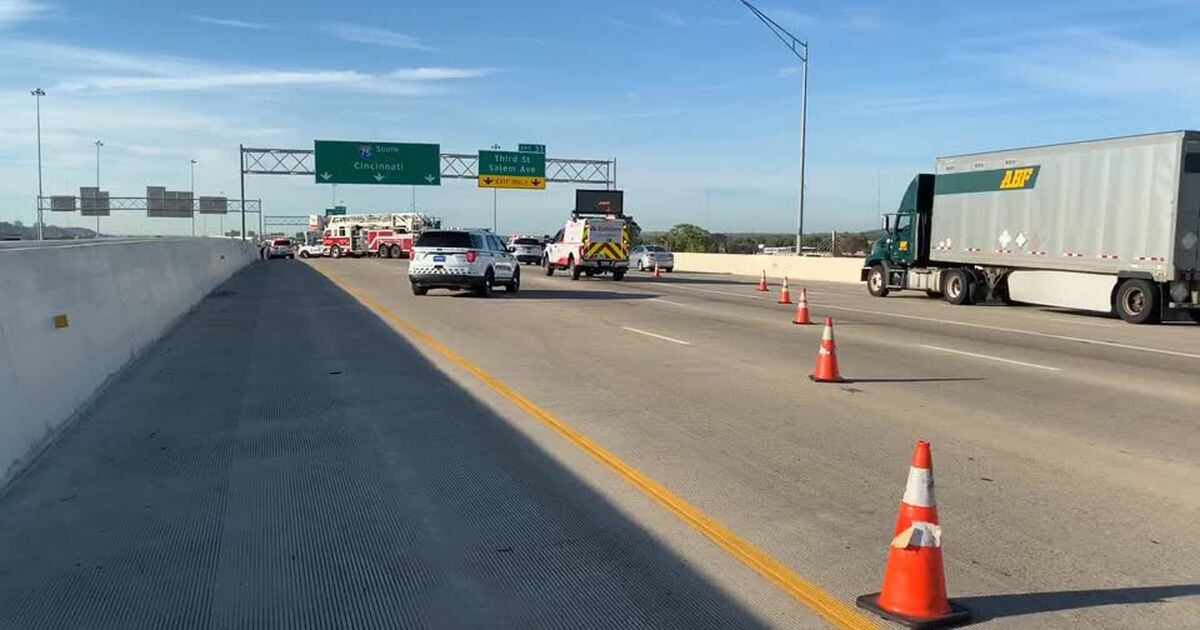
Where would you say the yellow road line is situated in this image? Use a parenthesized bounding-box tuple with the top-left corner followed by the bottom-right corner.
(320, 269, 880, 630)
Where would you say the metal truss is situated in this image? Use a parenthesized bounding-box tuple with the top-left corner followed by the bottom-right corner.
(38, 197, 260, 213)
(263, 215, 311, 229)
(241, 148, 314, 175)
(241, 147, 615, 186)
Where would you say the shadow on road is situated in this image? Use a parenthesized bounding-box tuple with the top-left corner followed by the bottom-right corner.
(842, 377, 986, 384)
(956, 584, 1200, 622)
(0, 261, 773, 630)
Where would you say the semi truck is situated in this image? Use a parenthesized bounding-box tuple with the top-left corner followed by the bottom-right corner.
(863, 131, 1200, 324)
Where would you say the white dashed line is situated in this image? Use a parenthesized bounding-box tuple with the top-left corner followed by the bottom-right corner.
(620, 326, 691, 345)
(919, 344, 1061, 372)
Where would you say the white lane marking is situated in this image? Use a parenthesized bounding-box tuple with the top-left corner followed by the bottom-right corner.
(621, 326, 691, 345)
(656, 284, 1200, 361)
(919, 344, 1061, 372)
(649, 298, 689, 307)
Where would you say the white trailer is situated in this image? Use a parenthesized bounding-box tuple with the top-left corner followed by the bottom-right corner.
(863, 131, 1200, 323)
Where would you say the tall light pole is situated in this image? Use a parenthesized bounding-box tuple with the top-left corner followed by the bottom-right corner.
(736, 1, 808, 255)
(32, 88, 45, 240)
(94, 140, 103, 236)
(490, 143, 500, 232)
(190, 159, 197, 237)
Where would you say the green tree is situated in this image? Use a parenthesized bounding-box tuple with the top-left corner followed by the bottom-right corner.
(625, 217, 643, 247)
(656, 223, 714, 253)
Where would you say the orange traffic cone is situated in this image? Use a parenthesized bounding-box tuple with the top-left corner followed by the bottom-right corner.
(778, 276, 792, 304)
(793, 287, 813, 325)
(758, 270, 769, 292)
(809, 318, 844, 383)
(653, 262, 662, 278)
(856, 441, 971, 628)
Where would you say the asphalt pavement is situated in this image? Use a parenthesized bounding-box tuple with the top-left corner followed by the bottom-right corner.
(3, 256, 1197, 629)
(0, 261, 820, 630)
(305, 257, 1200, 629)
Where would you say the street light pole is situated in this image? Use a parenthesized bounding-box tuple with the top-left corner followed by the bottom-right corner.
(94, 140, 103, 236)
(190, 159, 197, 237)
(736, 0, 808, 255)
(32, 88, 45, 240)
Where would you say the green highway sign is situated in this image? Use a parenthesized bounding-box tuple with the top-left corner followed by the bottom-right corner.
(518, 143, 545, 154)
(314, 140, 441, 186)
(478, 150, 546, 190)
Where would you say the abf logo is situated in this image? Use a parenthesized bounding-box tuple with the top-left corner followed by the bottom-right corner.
(358, 145, 373, 159)
(1000, 167, 1036, 190)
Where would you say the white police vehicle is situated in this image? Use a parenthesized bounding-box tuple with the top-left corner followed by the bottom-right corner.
(408, 229, 519, 297)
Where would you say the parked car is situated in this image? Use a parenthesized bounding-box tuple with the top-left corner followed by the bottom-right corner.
(507, 236, 544, 265)
(630, 244, 673, 272)
(409, 230, 519, 297)
(267, 238, 295, 259)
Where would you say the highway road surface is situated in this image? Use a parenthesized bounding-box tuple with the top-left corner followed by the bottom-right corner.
(2, 257, 1197, 629)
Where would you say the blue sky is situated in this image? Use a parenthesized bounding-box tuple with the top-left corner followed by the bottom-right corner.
(2, 0, 1198, 236)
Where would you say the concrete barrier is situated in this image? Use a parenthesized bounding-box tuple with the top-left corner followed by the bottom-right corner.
(0, 238, 257, 484)
(671, 253, 864, 284)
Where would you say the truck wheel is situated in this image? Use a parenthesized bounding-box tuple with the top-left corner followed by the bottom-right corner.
(943, 269, 975, 305)
(543, 255, 555, 276)
(330, 246, 342, 259)
(475, 270, 495, 298)
(411, 283, 427, 296)
(1115, 279, 1160, 324)
(612, 269, 626, 281)
(391, 244, 404, 259)
(505, 267, 521, 293)
(866, 265, 889, 297)
(569, 256, 581, 281)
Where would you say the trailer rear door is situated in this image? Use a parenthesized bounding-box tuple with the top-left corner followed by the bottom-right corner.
(1177, 140, 1200, 273)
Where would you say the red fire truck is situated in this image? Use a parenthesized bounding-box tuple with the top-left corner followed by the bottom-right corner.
(320, 213, 440, 259)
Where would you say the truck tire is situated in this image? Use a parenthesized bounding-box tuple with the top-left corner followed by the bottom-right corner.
(505, 267, 521, 293)
(411, 282, 427, 296)
(390, 244, 404, 259)
(866, 265, 889, 297)
(330, 246, 343, 259)
(569, 256, 581, 281)
(1115, 279, 1160, 324)
(379, 245, 392, 259)
(543, 255, 554, 276)
(612, 269, 626, 281)
(943, 269, 975, 305)
(475, 270, 494, 298)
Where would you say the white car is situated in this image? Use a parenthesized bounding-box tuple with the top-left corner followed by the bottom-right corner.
(409, 229, 520, 297)
(507, 236, 544, 265)
(630, 244, 674, 272)
(297, 242, 324, 258)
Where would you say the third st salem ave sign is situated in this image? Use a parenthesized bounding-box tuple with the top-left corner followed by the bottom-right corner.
(313, 140, 441, 186)
(478, 149, 546, 190)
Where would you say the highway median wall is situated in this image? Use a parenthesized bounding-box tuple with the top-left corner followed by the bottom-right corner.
(671, 253, 864, 283)
(0, 238, 257, 485)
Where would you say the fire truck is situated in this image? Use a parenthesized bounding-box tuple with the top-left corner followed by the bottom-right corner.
(320, 212, 440, 259)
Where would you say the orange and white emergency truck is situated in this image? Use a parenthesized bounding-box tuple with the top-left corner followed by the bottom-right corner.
(542, 190, 630, 281)
(321, 212, 440, 259)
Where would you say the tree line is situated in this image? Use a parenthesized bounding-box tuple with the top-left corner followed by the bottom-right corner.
(633, 222, 877, 256)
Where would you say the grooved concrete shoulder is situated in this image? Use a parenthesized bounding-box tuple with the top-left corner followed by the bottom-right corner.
(0, 262, 768, 630)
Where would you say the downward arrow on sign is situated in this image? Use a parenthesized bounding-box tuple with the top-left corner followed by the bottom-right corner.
(532, 179, 542, 186)
(425, 174, 436, 183)
(320, 172, 332, 181)
(483, 177, 494, 185)
(373, 173, 385, 182)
